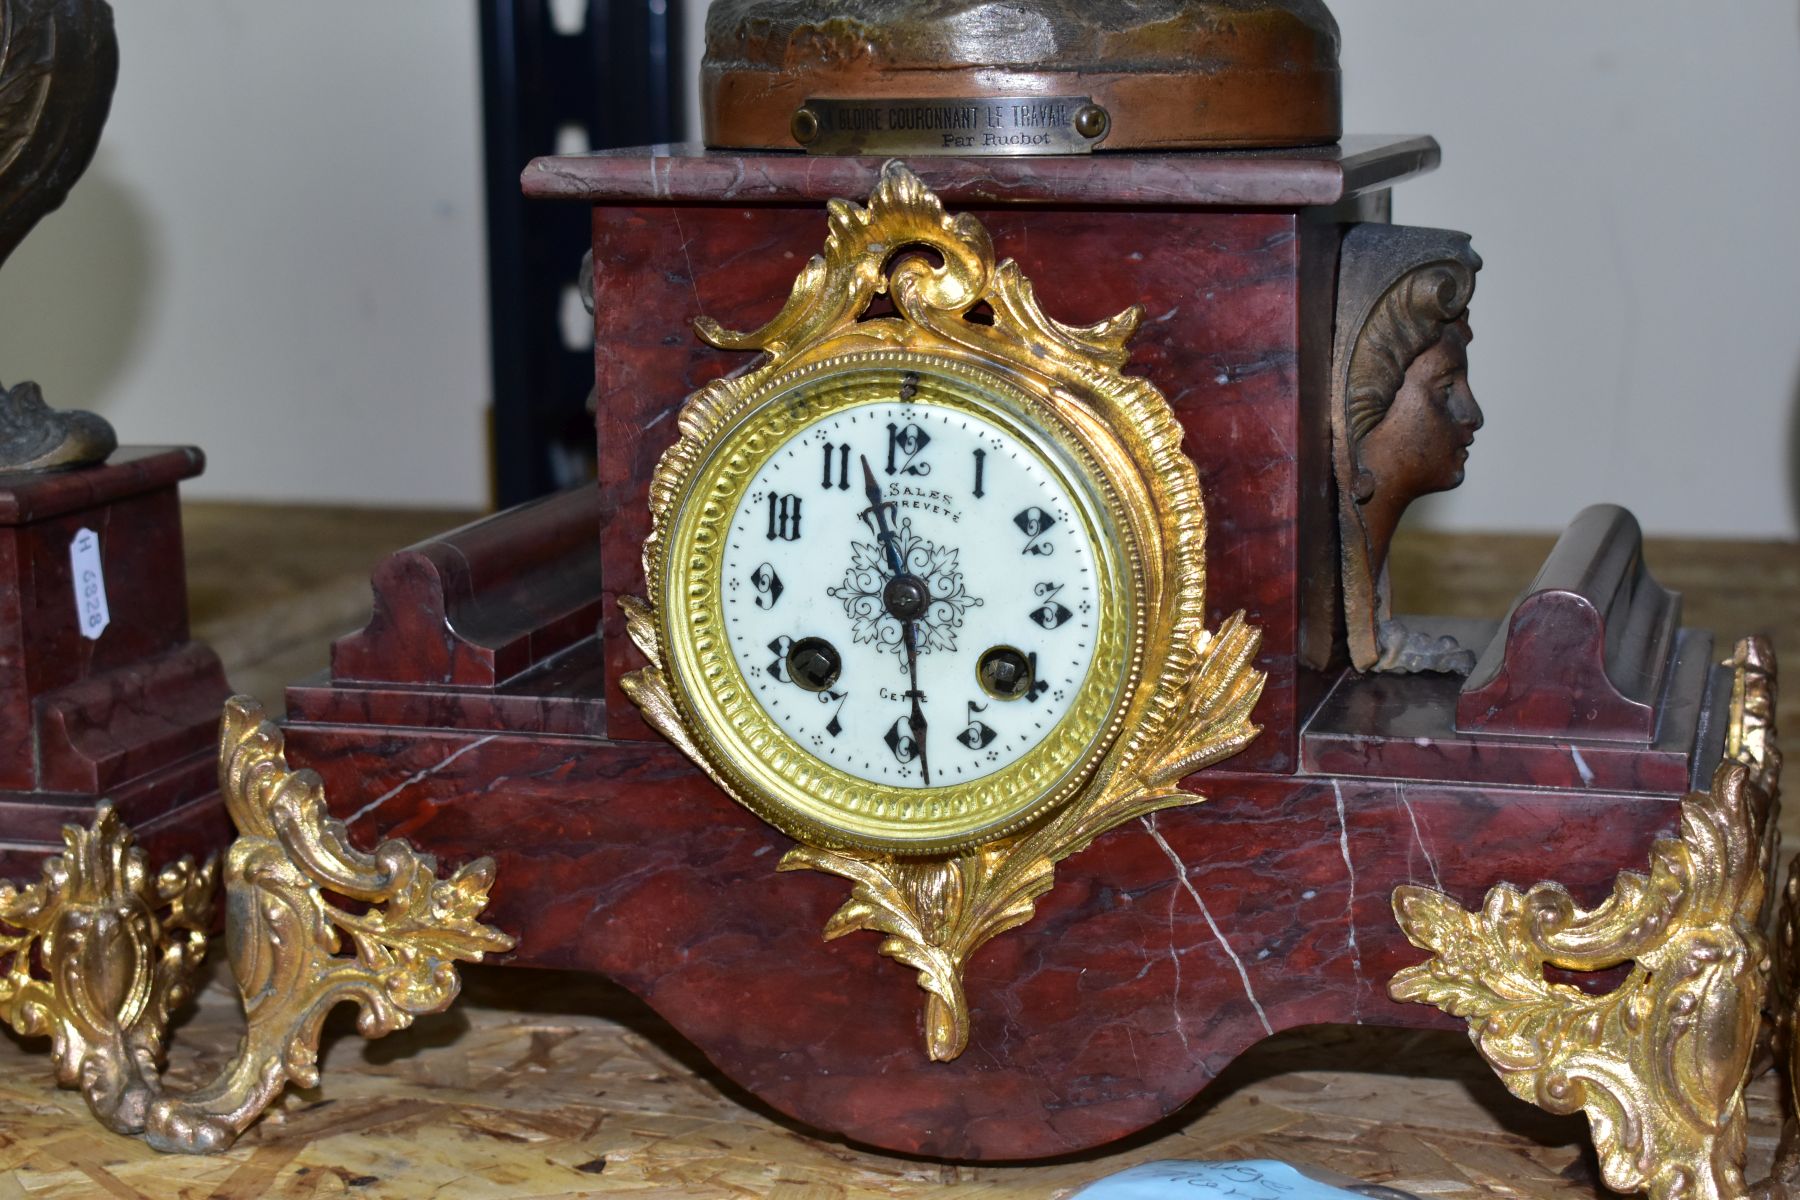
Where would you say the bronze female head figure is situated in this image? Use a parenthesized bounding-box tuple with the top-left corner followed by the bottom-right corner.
(1331, 224, 1482, 673)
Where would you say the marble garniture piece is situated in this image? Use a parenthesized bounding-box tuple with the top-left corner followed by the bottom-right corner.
(272, 141, 1747, 1162)
(0, 447, 230, 879)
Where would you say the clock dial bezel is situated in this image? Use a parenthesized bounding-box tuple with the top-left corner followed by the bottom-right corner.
(659, 349, 1143, 855)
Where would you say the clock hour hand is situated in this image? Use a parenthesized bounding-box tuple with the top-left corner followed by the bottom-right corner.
(860, 455, 905, 578)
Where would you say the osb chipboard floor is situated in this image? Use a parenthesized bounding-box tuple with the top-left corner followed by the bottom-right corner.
(0, 505, 1793, 1198)
(12, 960, 1787, 1200)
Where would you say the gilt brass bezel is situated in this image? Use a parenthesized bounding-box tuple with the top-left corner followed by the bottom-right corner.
(659, 350, 1142, 854)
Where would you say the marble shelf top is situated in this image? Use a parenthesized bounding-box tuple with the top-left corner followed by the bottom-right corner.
(522, 134, 1440, 208)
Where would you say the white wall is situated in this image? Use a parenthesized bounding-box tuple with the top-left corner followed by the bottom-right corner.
(5, 4, 1796, 533)
(1333, 1, 1800, 537)
(0, 3, 489, 508)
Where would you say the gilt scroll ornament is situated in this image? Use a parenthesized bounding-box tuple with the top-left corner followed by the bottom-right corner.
(1390, 636, 1780, 1200)
(144, 698, 516, 1152)
(777, 609, 1262, 1062)
(622, 161, 1265, 1061)
(1763, 852, 1800, 1200)
(0, 803, 215, 1134)
(0, 697, 514, 1153)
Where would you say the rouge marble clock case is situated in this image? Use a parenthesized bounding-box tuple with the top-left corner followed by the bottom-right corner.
(279, 141, 1742, 1160)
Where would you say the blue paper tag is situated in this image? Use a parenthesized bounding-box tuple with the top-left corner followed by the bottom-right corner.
(1069, 1160, 1367, 1200)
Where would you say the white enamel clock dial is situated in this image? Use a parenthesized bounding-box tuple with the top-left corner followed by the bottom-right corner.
(719, 394, 1103, 789)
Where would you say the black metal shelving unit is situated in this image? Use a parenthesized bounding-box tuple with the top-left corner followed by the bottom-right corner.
(480, 0, 685, 506)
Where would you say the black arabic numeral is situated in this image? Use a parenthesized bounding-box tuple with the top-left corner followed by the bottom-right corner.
(885, 422, 932, 477)
(820, 442, 850, 490)
(1022, 652, 1050, 703)
(766, 492, 803, 541)
(750, 562, 784, 609)
(1013, 506, 1056, 556)
(884, 716, 919, 763)
(957, 700, 997, 750)
(765, 635, 794, 683)
(1028, 580, 1072, 629)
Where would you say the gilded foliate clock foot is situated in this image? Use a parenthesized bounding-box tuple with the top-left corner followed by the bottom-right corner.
(1390, 637, 1780, 1200)
(139, 697, 515, 1153)
(782, 611, 1263, 1061)
(0, 804, 216, 1134)
(4, 701, 514, 1153)
(1727, 635, 1780, 798)
(1758, 854, 1800, 1200)
(1731, 637, 1799, 1200)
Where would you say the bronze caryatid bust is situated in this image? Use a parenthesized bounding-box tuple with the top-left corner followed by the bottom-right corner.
(1331, 223, 1482, 674)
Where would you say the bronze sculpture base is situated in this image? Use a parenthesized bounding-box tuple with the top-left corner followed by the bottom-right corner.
(702, 0, 1342, 152)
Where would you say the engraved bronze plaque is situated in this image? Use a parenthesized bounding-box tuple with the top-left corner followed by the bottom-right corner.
(797, 96, 1104, 156)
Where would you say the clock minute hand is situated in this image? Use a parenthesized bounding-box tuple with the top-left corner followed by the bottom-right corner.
(859, 454, 930, 786)
(903, 628, 930, 787)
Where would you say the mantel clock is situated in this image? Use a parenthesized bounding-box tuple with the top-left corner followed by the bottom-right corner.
(9, 0, 1766, 1187)
(617, 162, 1262, 1056)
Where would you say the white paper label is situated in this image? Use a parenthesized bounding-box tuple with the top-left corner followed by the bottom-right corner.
(69, 528, 111, 640)
(1071, 1161, 1375, 1200)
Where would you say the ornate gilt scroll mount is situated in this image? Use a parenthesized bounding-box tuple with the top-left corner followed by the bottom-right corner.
(1728, 636, 1780, 799)
(1762, 853, 1800, 1200)
(1730, 636, 1799, 1200)
(1, 697, 515, 1154)
(144, 698, 516, 1153)
(0, 803, 215, 1134)
(1390, 636, 1779, 1200)
(779, 611, 1263, 1061)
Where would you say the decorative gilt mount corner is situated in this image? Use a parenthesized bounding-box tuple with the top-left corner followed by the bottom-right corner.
(1391, 637, 1780, 1200)
(621, 161, 1265, 1061)
(0, 803, 214, 1134)
(0, 697, 515, 1153)
(1763, 848, 1800, 1200)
